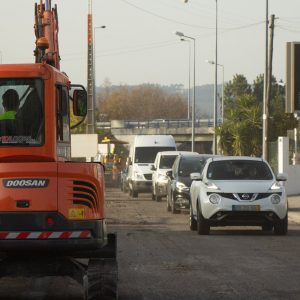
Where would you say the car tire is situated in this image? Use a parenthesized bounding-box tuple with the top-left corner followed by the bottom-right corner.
(151, 192, 155, 201)
(196, 203, 210, 235)
(274, 213, 288, 235)
(171, 193, 180, 214)
(166, 193, 171, 212)
(155, 187, 162, 202)
(189, 204, 197, 231)
(262, 223, 273, 232)
(132, 190, 138, 198)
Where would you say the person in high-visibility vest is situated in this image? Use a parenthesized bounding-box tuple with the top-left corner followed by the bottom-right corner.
(0, 89, 20, 121)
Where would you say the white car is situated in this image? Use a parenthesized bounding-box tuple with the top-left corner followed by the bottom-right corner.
(151, 151, 195, 201)
(189, 156, 288, 235)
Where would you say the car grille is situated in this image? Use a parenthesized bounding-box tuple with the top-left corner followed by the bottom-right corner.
(144, 174, 153, 180)
(207, 192, 282, 201)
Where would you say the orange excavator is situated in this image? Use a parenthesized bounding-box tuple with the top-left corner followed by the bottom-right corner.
(0, 1, 117, 299)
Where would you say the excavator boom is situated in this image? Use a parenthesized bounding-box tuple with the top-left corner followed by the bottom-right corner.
(34, 0, 60, 69)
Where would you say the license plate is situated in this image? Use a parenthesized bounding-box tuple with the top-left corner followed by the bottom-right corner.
(232, 205, 260, 211)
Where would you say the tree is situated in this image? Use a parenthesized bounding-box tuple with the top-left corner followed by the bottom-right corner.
(224, 74, 252, 116)
(217, 94, 262, 156)
(217, 73, 296, 157)
(99, 85, 187, 121)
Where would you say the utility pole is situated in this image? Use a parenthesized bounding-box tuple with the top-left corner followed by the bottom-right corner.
(262, 0, 269, 160)
(86, 0, 95, 133)
(264, 14, 275, 161)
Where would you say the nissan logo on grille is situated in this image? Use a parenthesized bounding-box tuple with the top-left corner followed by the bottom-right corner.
(241, 193, 250, 200)
(3, 179, 49, 188)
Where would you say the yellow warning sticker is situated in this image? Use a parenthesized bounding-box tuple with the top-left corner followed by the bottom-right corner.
(69, 208, 85, 219)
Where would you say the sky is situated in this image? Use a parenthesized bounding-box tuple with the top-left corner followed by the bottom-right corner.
(0, 0, 300, 88)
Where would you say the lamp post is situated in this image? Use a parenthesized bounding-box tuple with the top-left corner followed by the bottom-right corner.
(175, 31, 196, 152)
(205, 60, 224, 122)
(213, 0, 218, 155)
(93, 25, 106, 132)
(180, 38, 191, 120)
(182, 0, 218, 154)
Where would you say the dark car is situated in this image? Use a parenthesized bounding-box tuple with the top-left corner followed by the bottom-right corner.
(166, 153, 214, 213)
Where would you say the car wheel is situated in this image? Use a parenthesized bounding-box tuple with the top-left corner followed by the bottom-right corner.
(196, 203, 210, 235)
(189, 204, 197, 231)
(262, 223, 273, 232)
(132, 190, 138, 198)
(166, 193, 171, 212)
(155, 187, 162, 202)
(171, 193, 180, 214)
(274, 213, 288, 235)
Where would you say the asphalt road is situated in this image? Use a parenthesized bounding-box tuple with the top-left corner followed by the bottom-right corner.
(0, 188, 300, 299)
(107, 189, 300, 300)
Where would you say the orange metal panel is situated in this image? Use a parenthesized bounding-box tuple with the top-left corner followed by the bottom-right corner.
(57, 162, 105, 220)
(0, 162, 58, 211)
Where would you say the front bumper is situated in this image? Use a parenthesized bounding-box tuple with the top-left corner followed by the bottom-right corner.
(174, 188, 190, 209)
(201, 192, 288, 225)
(132, 180, 152, 192)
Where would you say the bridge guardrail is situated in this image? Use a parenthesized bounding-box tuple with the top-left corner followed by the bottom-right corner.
(96, 119, 220, 129)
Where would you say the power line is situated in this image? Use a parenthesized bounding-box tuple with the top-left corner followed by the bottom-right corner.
(119, 0, 215, 29)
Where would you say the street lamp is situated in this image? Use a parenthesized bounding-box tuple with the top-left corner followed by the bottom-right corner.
(205, 60, 224, 122)
(93, 25, 106, 131)
(175, 31, 196, 152)
(180, 38, 191, 120)
(182, 0, 218, 154)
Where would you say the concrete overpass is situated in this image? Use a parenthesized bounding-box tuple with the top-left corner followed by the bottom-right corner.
(97, 119, 215, 153)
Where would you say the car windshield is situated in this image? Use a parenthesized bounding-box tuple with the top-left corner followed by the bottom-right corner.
(207, 160, 273, 180)
(0, 78, 44, 146)
(134, 147, 175, 163)
(159, 155, 177, 169)
(178, 157, 208, 177)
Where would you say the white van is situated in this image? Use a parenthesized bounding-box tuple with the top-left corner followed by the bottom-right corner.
(128, 135, 176, 198)
(151, 151, 195, 201)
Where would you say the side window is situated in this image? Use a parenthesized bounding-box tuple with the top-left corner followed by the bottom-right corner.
(56, 85, 70, 142)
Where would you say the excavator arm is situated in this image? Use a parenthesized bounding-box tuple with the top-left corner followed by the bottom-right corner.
(34, 0, 60, 69)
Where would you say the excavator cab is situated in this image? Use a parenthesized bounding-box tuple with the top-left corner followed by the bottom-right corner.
(0, 78, 43, 143)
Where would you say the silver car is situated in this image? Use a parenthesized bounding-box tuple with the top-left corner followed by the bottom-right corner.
(189, 156, 288, 235)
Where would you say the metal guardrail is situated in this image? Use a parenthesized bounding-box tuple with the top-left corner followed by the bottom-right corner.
(96, 119, 220, 129)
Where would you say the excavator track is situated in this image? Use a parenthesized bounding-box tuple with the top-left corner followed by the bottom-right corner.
(85, 258, 118, 300)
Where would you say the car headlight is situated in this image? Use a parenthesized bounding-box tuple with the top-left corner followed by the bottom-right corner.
(135, 172, 144, 180)
(176, 182, 187, 189)
(209, 193, 221, 204)
(269, 182, 281, 190)
(158, 174, 168, 181)
(176, 181, 186, 189)
(205, 182, 220, 190)
(270, 194, 281, 204)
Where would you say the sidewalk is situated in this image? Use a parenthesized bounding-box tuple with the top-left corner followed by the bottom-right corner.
(288, 195, 300, 224)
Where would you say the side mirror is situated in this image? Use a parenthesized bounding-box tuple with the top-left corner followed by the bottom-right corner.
(276, 173, 288, 182)
(190, 172, 202, 181)
(73, 89, 87, 117)
(150, 165, 156, 171)
(166, 170, 173, 178)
